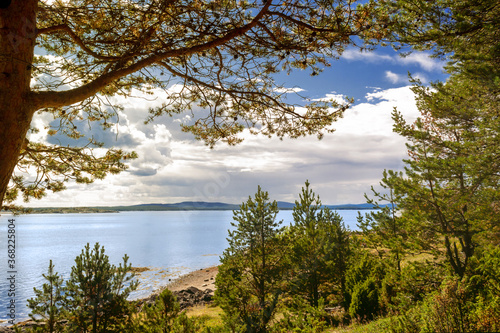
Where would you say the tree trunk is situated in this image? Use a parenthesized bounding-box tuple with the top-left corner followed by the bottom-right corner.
(0, 0, 37, 210)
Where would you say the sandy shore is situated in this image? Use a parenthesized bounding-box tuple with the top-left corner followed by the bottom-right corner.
(166, 266, 219, 292)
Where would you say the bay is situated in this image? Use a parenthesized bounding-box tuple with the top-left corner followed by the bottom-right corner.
(0, 209, 363, 324)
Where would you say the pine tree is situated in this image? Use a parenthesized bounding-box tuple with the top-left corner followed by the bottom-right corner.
(26, 260, 67, 333)
(389, 74, 500, 278)
(357, 169, 411, 272)
(288, 181, 350, 308)
(141, 289, 199, 333)
(65, 242, 138, 333)
(215, 186, 287, 333)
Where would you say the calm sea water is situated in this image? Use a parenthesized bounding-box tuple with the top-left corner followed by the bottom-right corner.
(0, 209, 362, 324)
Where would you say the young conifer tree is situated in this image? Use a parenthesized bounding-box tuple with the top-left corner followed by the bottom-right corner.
(215, 186, 287, 333)
(289, 181, 350, 308)
(357, 169, 411, 272)
(27, 260, 67, 333)
(65, 242, 138, 333)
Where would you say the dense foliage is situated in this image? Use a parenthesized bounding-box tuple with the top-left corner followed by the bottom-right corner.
(27, 260, 67, 333)
(215, 186, 286, 332)
(215, 183, 352, 332)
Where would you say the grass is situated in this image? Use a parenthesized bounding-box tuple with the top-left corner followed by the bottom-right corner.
(185, 304, 225, 328)
(325, 316, 397, 333)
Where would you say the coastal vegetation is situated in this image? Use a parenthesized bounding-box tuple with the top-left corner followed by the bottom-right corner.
(20, 173, 499, 332)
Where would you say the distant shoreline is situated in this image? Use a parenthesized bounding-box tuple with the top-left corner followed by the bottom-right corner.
(4, 201, 383, 215)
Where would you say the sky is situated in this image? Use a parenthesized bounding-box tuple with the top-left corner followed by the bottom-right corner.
(22, 47, 448, 207)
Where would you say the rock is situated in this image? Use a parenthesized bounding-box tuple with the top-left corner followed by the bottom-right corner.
(185, 286, 201, 294)
(136, 285, 215, 312)
(172, 287, 214, 310)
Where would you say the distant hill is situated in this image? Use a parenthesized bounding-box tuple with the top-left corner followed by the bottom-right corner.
(111, 201, 240, 211)
(279, 202, 383, 210)
(111, 201, 383, 211)
(325, 203, 383, 210)
(26, 201, 384, 214)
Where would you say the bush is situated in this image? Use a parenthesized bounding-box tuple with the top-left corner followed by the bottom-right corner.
(142, 289, 182, 331)
(390, 257, 500, 333)
(387, 260, 444, 312)
(467, 246, 500, 331)
(272, 297, 331, 332)
(141, 289, 200, 332)
(419, 277, 473, 333)
(348, 277, 380, 321)
(344, 252, 385, 320)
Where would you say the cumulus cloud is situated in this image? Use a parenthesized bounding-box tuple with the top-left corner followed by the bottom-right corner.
(312, 92, 349, 104)
(396, 53, 443, 71)
(385, 71, 406, 84)
(21, 86, 421, 207)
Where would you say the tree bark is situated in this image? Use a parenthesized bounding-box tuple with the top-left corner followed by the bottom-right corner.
(0, 0, 37, 210)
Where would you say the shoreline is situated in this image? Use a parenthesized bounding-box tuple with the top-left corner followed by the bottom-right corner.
(130, 265, 219, 299)
(0, 266, 219, 330)
(165, 266, 218, 292)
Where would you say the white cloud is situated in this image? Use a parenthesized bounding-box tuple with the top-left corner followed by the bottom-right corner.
(411, 72, 430, 84)
(396, 53, 443, 72)
(342, 49, 393, 63)
(385, 71, 406, 84)
(312, 92, 349, 104)
(274, 87, 306, 93)
(342, 49, 444, 73)
(384, 71, 430, 85)
(338, 86, 419, 136)
(21, 86, 421, 207)
(28, 112, 54, 143)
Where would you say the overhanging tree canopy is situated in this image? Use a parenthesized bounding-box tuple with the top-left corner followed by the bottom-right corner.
(0, 0, 383, 210)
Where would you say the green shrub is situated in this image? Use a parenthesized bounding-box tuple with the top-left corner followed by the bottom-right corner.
(272, 297, 332, 332)
(344, 252, 385, 320)
(141, 289, 201, 332)
(389, 258, 500, 333)
(348, 277, 380, 321)
(388, 260, 444, 312)
(419, 277, 473, 333)
(467, 246, 500, 331)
